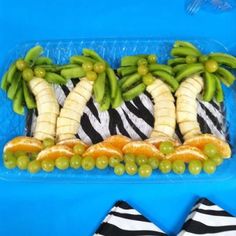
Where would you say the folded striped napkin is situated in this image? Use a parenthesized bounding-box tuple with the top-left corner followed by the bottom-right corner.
(178, 198, 236, 236)
(94, 200, 167, 236)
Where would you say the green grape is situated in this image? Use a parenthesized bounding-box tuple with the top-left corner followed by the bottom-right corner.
(86, 71, 97, 81)
(142, 74, 154, 86)
(199, 55, 209, 63)
(41, 159, 55, 172)
(109, 156, 121, 167)
(15, 151, 27, 157)
(96, 155, 108, 170)
(81, 156, 95, 171)
(159, 141, 174, 155)
(30, 152, 39, 160)
(159, 160, 172, 174)
(137, 65, 148, 76)
(93, 62, 106, 73)
(138, 164, 152, 178)
(82, 61, 93, 72)
(3, 151, 14, 160)
(114, 163, 125, 176)
(43, 138, 55, 149)
(17, 155, 30, 170)
(124, 153, 135, 163)
(125, 162, 137, 175)
(147, 54, 157, 64)
(210, 154, 223, 166)
(27, 160, 41, 174)
(136, 154, 148, 166)
(188, 160, 202, 175)
(16, 59, 28, 71)
(172, 160, 186, 174)
(148, 156, 159, 169)
(203, 160, 216, 174)
(70, 155, 82, 169)
(34, 67, 46, 78)
(73, 144, 85, 155)
(203, 143, 219, 158)
(186, 55, 197, 64)
(204, 59, 219, 73)
(55, 157, 69, 170)
(22, 68, 34, 81)
(137, 58, 148, 66)
(4, 156, 17, 169)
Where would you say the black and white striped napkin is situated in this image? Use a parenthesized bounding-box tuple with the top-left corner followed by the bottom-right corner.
(94, 200, 167, 236)
(178, 198, 236, 236)
(26, 79, 228, 145)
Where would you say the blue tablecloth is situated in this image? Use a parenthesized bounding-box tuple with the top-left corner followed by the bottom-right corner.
(0, 1, 236, 235)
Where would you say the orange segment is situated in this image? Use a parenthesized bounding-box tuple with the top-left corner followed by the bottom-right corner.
(57, 138, 88, 149)
(4, 136, 43, 153)
(166, 145, 207, 162)
(122, 141, 164, 158)
(184, 134, 231, 158)
(83, 142, 122, 158)
(37, 145, 74, 160)
(103, 135, 131, 150)
(146, 136, 181, 148)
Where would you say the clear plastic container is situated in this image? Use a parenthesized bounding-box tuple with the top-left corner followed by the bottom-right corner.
(0, 38, 235, 183)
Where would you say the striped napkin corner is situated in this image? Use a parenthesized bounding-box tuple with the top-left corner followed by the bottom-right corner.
(178, 198, 236, 236)
(94, 200, 167, 236)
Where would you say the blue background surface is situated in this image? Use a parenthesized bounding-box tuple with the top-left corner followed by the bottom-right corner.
(0, 1, 236, 235)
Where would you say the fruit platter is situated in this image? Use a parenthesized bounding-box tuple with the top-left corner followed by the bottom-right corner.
(0, 38, 235, 183)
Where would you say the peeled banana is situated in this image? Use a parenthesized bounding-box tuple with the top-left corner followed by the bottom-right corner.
(29, 77, 59, 141)
(175, 74, 203, 140)
(146, 79, 176, 138)
(56, 78, 93, 142)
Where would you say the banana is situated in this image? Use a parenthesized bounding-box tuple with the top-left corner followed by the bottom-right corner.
(57, 134, 76, 142)
(154, 117, 176, 128)
(175, 86, 198, 98)
(176, 76, 204, 140)
(183, 128, 202, 140)
(177, 111, 197, 123)
(179, 121, 200, 135)
(57, 125, 79, 135)
(153, 101, 175, 110)
(36, 113, 58, 124)
(37, 102, 59, 115)
(154, 125, 175, 137)
(34, 132, 54, 140)
(56, 78, 93, 141)
(147, 79, 176, 139)
(34, 121, 56, 135)
(153, 92, 175, 102)
(60, 108, 83, 122)
(57, 117, 80, 129)
(29, 77, 59, 141)
(154, 108, 176, 118)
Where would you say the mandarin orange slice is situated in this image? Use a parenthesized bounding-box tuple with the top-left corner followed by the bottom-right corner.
(103, 135, 131, 150)
(37, 145, 74, 160)
(184, 134, 231, 158)
(166, 145, 207, 162)
(57, 138, 88, 149)
(122, 141, 164, 158)
(4, 136, 43, 153)
(83, 142, 122, 158)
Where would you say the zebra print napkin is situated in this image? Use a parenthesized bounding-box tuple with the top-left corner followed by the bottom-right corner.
(26, 79, 228, 145)
(94, 200, 167, 236)
(178, 198, 236, 236)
